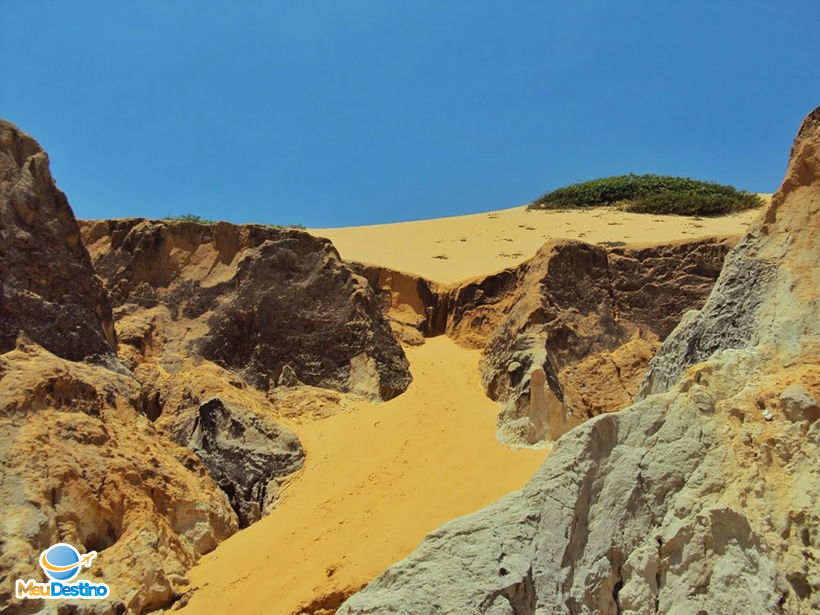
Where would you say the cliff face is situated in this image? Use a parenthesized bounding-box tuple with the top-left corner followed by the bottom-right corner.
(0, 120, 116, 360)
(0, 121, 412, 614)
(0, 124, 238, 614)
(473, 237, 733, 445)
(339, 108, 819, 614)
(82, 218, 412, 400)
(361, 236, 734, 446)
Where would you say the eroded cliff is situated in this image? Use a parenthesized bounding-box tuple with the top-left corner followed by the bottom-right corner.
(360, 236, 734, 446)
(0, 120, 413, 614)
(338, 109, 820, 614)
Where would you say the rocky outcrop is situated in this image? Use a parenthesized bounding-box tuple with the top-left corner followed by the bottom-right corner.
(463, 237, 733, 445)
(352, 264, 449, 345)
(187, 397, 304, 527)
(339, 107, 819, 614)
(356, 238, 732, 446)
(82, 218, 412, 400)
(0, 120, 116, 360)
(0, 342, 238, 614)
(0, 122, 244, 615)
(0, 121, 328, 614)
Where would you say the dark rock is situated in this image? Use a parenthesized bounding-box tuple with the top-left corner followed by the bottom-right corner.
(187, 398, 304, 527)
(81, 219, 412, 400)
(0, 120, 116, 360)
(458, 237, 734, 445)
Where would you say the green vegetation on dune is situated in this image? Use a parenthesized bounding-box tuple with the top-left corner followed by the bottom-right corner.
(529, 173, 763, 215)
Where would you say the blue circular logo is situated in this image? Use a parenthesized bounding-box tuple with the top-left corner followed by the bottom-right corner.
(40, 543, 81, 581)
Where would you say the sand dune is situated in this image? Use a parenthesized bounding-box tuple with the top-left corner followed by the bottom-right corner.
(178, 337, 548, 614)
(311, 204, 764, 284)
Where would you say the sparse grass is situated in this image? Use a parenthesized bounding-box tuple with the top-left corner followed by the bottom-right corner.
(267, 224, 306, 230)
(162, 215, 307, 229)
(162, 213, 215, 224)
(529, 174, 763, 216)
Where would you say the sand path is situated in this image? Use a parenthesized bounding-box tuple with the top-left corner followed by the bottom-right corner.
(311, 205, 763, 284)
(178, 337, 548, 614)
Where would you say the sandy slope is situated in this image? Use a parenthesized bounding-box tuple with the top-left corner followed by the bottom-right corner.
(311, 204, 764, 284)
(178, 337, 547, 614)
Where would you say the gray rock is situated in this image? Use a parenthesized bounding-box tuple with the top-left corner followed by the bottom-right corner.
(338, 107, 820, 614)
(637, 241, 777, 398)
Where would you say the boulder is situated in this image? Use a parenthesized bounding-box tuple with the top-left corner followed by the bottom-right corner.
(187, 398, 304, 527)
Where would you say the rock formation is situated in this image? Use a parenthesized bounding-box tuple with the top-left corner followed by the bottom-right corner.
(0, 120, 411, 614)
(0, 343, 238, 613)
(478, 237, 732, 446)
(360, 235, 733, 446)
(0, 123, 242, 614)
(187, 397, 303, 527)
(338, 108, 819, 614)
(0, 119, 116, 360)
(352, 263, 448, 345)
(81, 218, 412, 400)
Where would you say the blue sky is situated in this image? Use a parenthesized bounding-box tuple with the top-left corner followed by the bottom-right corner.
(2, 2, 818, 227)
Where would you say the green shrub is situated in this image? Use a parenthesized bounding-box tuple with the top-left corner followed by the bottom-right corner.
(623, 191, 760, 215)
(529, 173, 763, 215)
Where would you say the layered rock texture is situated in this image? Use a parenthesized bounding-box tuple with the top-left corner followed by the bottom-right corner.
(466, 238, 732, 445)
(81, 218, 411, 400)
(0, 119, 116, 360)
(338, 108, 820, 613)
(0, 344, 238, 613)
(187, 397, 303, 528)
(361, 236, 733, 446)
(0, 120, 410, 613)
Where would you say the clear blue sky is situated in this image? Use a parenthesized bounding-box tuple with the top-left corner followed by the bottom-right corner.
(2, 2, 818, 227)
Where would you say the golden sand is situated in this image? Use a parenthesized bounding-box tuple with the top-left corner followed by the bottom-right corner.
(311, 204, 763, 284)
(178, 337, 548, 614)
